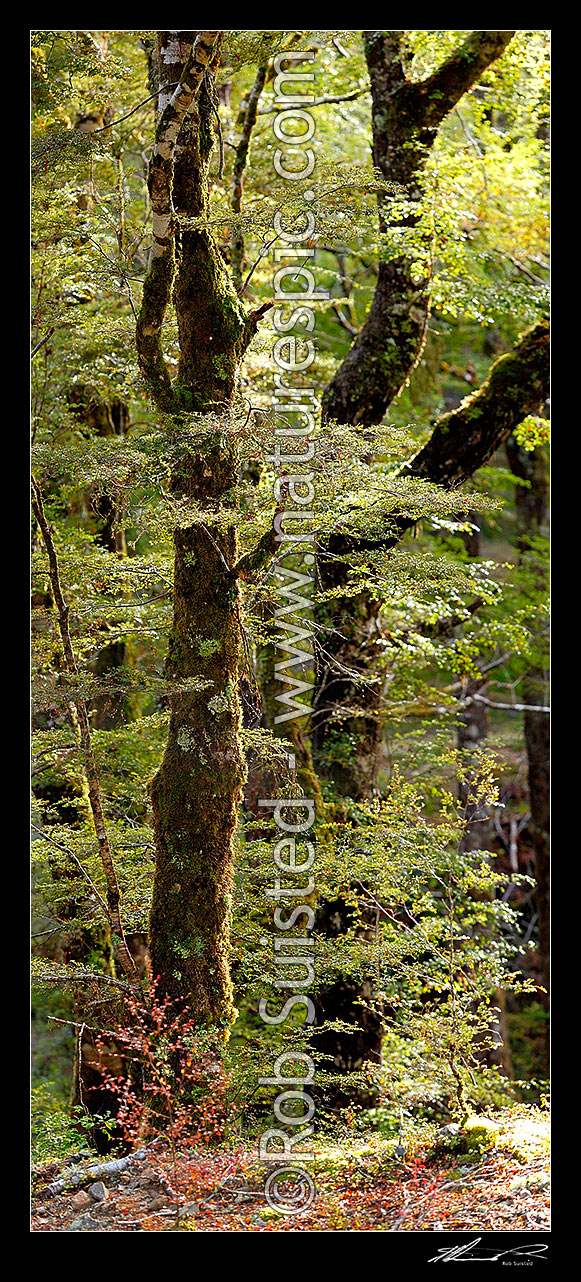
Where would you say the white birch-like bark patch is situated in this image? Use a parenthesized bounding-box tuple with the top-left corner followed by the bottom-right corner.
(161, 38, 183, 62)
(153, 212, 172, 239)
(158, 91, 173, 115)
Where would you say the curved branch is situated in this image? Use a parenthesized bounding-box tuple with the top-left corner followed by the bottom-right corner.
(409, 319, 549, 488)
(416, 30, 514, 129)
(354, 320, 549, 553)
(322, 30, 515, 428)
(240, 320, 549, 584)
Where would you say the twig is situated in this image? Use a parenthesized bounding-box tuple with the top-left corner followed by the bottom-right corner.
(239, 233, 280, 297)
(472, 693, 550, 714)
(90, 84, 180, 133)
(259, 86, 368, 112)
(31, 824, 110, 920)
(31, 327, 55, 359)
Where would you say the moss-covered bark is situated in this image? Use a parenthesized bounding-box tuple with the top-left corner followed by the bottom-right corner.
(312, 322, 550, 801)
(321, 30, 514, 427)
(149, 448, 246, 1021)
(137, 35, 263, 1025)
(410, 322, 550, 487)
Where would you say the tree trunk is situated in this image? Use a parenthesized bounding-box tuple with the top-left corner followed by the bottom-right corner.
(321, 30, 514, 427)
(148, 451, 246, 1023)
(522, 674, 550, 1000)
(312, 323, 550, 799)
(311, 534, 385, 800)
(136, 32, 265, 1024)
(457, 675, 513, 1076)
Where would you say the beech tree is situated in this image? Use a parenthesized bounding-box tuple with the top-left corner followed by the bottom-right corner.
(135, 30, 270, 1023)
(31, 30, 550, 1154)
(321, 29, 514, 427)
(312, 27, 547, 801)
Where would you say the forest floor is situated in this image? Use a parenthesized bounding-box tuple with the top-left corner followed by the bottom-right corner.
(31, 1107, 550, 1233)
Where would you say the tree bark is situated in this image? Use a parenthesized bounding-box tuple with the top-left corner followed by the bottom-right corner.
(136, 32, 267, 1024)
(409, 324, 549, 489)
(312, 322, 550, 799)
(321, 30, 514, 427)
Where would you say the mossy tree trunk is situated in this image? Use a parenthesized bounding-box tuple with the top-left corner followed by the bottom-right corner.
(312, 322, 550, 800)
(136, 31, 267, 1025)
(313, 30, 515, 803)
(321, 29, 514, 427)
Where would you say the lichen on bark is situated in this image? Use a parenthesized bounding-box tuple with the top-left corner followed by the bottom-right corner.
(135, 32, 265, 1027)
(149, 464, 246, 1024)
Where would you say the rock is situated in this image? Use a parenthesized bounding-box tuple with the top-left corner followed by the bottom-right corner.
(70, 1214, 99, 1231)
(88, 1181, 109, 1202)
(148, 1196, 168, 1211)
(438, 1123, 461, 1138)
(92, 1199, 117, 1216)
(71, 1190, 92, 1211)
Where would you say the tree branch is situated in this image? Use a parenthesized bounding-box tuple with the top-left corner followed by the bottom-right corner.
(231, 57, 269, 292)
(237, 320, 549, 582)
(409, 319, 549, 488)
(259, 85, 368, 112)
(416, 30, 515, 129)
(31, 327, 55, 359)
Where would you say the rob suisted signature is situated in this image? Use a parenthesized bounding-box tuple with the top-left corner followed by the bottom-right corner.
(428, 1238, 548, 1263)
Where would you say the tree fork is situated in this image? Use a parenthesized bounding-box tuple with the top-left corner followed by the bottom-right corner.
(321, 30, 514, 427)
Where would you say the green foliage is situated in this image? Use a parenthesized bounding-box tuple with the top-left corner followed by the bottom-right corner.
(31, 1083, 116, 1166)
(30, 28, 549, 1149)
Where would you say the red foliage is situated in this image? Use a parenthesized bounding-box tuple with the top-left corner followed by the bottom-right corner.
(92, 974, 240, 1151)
